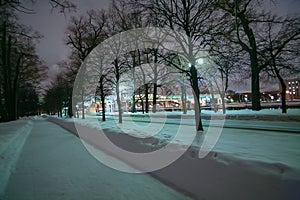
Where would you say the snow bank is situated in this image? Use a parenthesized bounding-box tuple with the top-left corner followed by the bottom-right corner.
(0, 118, 33, 198)
(121, 108, 300, 116)
(119, 108, 300, 122)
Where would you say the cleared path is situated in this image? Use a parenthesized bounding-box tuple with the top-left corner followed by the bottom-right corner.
(3, 118, 190, 200)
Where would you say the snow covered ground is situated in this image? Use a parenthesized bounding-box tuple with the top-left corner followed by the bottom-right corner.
(1, 109, 300, 199)
(46, 109, 300, 199)
(0, 118, 33, 197)
(1, 118, 191, 200)
(203, 108, 300, 116)
(65, 109, 300, 170)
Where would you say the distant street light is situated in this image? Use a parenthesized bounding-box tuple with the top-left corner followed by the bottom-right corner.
(188, 57, 204, 68)
(196, 58, 204, 65)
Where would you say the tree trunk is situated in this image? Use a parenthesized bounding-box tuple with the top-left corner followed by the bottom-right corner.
(1, 21, 9, 121)
(13, 54, 22, 120)
(13, 87, 18, 119)
(223, 72, 228, 114)
(114, 59, 122, 123)
(273, 61, 287, 113)
(2, 24, 15, 121)
(145, 84, 149, 113)
(131, 94, 136, 113)
(59, 107, 63, 118)
(193, 92, 203, 131)
(141, 99, 144, 114)
(152, 50, 158, 113)
(210, 84, 218, 113)
(7, 35, 15, 120)
(71, 94, 77, 118)
(280, 82, 287, 113)
(68, 93, 73, 118)
(99, 75, 106, 121)
(152, 83, 157, 113)
(101, 96, 106, 121)
(190, 65, 203, 131)
(116, 82, 122, 123)
(0, 86, 3, 121)
(251, 65, 261, 110)
(81, 90, 85, 119)
(0, 22, 19, 121)
(181, 85, 187, 114)
(238, 12, 261, 111)
(131, 67, 136, 113)
(220, 92, 226, 114)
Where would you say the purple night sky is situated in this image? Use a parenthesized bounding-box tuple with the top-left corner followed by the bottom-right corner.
(18, 0, 300, 86)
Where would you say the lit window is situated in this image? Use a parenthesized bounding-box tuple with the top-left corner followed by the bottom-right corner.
(289, 87, 291, 89)
(288, 82, 291, 84)
(292, 81, 294, 84)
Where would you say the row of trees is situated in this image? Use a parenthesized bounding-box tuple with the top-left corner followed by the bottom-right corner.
(44, 0, 300, 131)
(0, 0, 76, 122)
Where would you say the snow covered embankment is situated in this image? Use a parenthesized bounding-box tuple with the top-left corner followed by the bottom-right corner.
(0, 118, 33, 198)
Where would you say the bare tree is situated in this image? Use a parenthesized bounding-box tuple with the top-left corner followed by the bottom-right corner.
(0, 8, 45, 121)
(142, 0, 216, 131)
(66, 10, 108, 61)
(261, 19, 300, 113)
(0, 0, 76, 13)
(102, 0, 146, 122)
(209, 39, 241, 113)
(109, 55, 129, 123)
(48, 0, 76, 13)
(146, 48, 178, 113)
(95, 73, 112, 121)
(44, 73, 70, 117)
(214, 0, 300, 111)
(0, 0, 76, 121)
(90, 50, 114, 121)
(65, 9, 108, 119)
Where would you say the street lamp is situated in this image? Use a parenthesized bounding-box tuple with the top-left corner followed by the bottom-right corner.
(188, 58, 204, 68)
(196, 58, 204, 65)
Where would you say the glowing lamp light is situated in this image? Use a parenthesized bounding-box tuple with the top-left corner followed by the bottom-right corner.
(197, 58, 204, 65)
(188, 58, 204, 68)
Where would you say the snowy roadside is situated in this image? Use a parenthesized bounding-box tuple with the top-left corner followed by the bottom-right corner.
(49, 112, 300, 169)
(0, 118, 33, 198)
(122, 109, 300, 121)
(54, 112, 300, 169)
(48, 113, 300, 200)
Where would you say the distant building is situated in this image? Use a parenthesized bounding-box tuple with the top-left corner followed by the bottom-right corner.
(280, 78, 300, 100)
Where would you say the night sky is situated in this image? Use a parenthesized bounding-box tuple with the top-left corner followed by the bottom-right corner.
(18, 0, 300, 84)
(18, 0, 110, 81)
